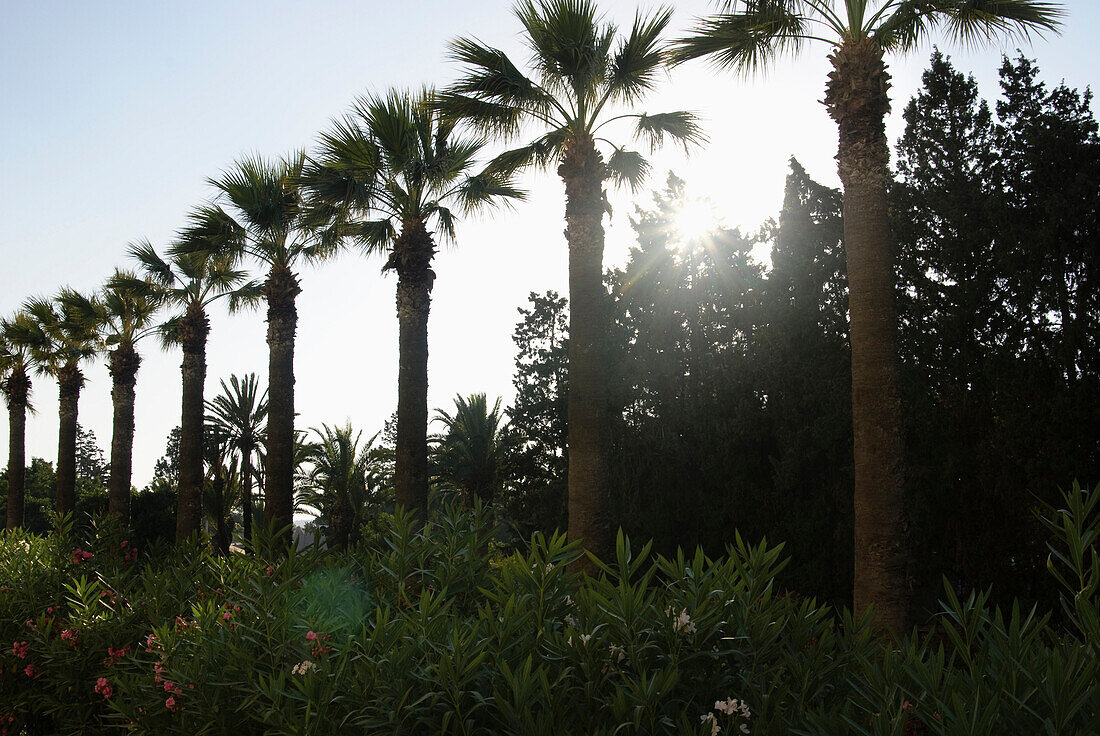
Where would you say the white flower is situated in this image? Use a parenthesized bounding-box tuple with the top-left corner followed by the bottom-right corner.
(18, 540, 31, 551)
(564, 614, 578, 627)
(700, 712, 720, 736)
(546, 562, 554, 573)
(608, 643, 626, 663)
(739, 725, 749, 734)
(715, 697, 752, 719)
(564, 595, 574, 607)
(291, 660, 317, 675)
(668, 607, 696, 634)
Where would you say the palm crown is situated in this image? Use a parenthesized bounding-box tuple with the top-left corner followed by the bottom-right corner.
(60, 271, 162, 350)
(303, 87, 524, 253)
(672, 1, 1064, 71)
(15, 294, 98, 379)
(440, 0, 705, 189)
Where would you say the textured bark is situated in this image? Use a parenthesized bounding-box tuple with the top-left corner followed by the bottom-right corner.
(241, 451, 254, 545)
(388, 218, 435, 524)
(826, 38, 908, 632)
(4, 365, 30, 530)
(55, 362, 84, 515)
(176, 303, 210, 543)
(264, 265, 301, 546)
(108, 343, 141, 520)
(558, 135, 610, 572)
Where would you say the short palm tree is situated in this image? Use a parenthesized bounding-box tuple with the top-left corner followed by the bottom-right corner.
(302, 88, 523, 522)
(18, 293, 98, 514)
(1, 314, 37, 529)
(297, 423, 383, 551)
(206, 373, 268, 544)
(176, 152, 340, 544)
(61, 272, 162, 520)
(127, 238, 261, 543)
(431, 393, 515, 507)
(440, 0, 704, 562)
(203, 421, 242, 555)
(672, 0, 1063, 631)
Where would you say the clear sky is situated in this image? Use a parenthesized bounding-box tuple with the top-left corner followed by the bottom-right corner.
(1, 1, 1097, 487)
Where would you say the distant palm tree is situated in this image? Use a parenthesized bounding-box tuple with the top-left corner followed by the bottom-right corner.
(203, 421, 242, 555)
(302, 88, 523, 522)
(176, 153, 340, 545)
(1, 314, 37, 529)
(297, 423, 383, 550)
(672, 0, 1063, 631)
(126, 239, 261, 543)
(18, 293, 97, 514)
(440, 0, 704, 563)
(62, 272, 162, 520)
(431, 393, 515, 507)
(206, 373, 268, 544)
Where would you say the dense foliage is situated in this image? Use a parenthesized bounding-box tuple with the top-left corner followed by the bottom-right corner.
(1, 484, 1097, 735)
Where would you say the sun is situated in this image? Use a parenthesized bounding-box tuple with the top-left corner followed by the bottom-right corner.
(672, 196, 721, 243)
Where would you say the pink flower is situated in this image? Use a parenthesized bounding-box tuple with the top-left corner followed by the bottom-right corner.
(165, 695, 183, 712)
(305, 631, 318, 641)
(60, 629, 79, 646)
(23, 664, 40, 678)
(71, 549, 93, 565)
(94, 677, 114, 699)
(221, 611, 232, 621)
(164, 680, 183, 694)
(265, 566, 274, 576)
(12, 642, 29, 659)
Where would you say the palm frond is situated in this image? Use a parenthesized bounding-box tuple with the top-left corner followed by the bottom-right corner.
(127, 240, 176, 287)
(605, 6, 673, 104)
(671, 2, 811, 74)
(452, 171, 527, 216)
(877, 0, 1062, 51)
(633, 111, 707, 152)
(435, 92, 527, 138)
(226, 281, 265, 314)
(605, 148, 652, 192)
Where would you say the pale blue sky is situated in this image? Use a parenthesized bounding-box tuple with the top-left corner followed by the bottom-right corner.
(2, 1, 1097, 486)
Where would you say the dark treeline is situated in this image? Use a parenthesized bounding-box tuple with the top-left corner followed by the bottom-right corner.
(503, 53, 1099, 614)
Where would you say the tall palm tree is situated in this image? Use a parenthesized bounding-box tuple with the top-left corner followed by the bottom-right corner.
(431, 393, 515, 507)
(302, 88, 523, 522)
(439, 0, 704, 563)
(672, 0, 1062, 631)
(18, 294, 98, 515)
(206, 373, 268, 544)
(62, 272, 162, 520)
(127, 239, 261, 543)
(1, 314, 37, 530)
(297, 423, 383, 551)
(174, 153, 339, 545)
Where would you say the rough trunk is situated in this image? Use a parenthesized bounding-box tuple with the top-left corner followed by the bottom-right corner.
(176, 303, 210, 543)
(389, 218, 435, 524)
(108, 342, 141, 520)
(4, 365, 30, 530)
(264, 265, 301, 547)
(558, 134, 610, 571)
(55, 362, 84, 515)
(825, 38, 908, 632)
(241, 449, 254, 546)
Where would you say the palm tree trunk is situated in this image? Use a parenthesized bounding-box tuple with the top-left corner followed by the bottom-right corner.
(264, 265, 301, 546)
(391, 218, 435, 524)
(558, 134, 610, 571)
(826, 38, 907, 632)
(55, 362, 83, 515)
(176, 303, 209, 542)
(108, 342, 141, 520)
(242, 449, 254, 545)
(4, 365, 30, 530)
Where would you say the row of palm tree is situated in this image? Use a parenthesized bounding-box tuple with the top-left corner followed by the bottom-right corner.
(2, 0, 1062, 631)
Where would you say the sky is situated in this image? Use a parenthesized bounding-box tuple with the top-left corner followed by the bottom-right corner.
(1, 0, 1097, 488)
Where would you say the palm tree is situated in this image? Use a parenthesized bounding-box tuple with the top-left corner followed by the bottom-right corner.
(302, 88, 524, 522)
(206, 373, 268, 544)
(439, 0, 704, 563)
(1, 314, 37, 530)
(297, 423, 383, 550)
(127, 239, 261, 543)
(431, 393, 515, 507)
(203, 421, 242, 555)
(175, 153, 339, 545)
(62, 272, 162, 520)
(672, 0, 1062, 631)
(18, 294, 98, 515)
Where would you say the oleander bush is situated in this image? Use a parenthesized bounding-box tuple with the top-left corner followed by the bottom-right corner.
(1, 485, 1098, 735)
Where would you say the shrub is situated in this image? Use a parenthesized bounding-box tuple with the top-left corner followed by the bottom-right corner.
(1, 485, 1098, 734)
